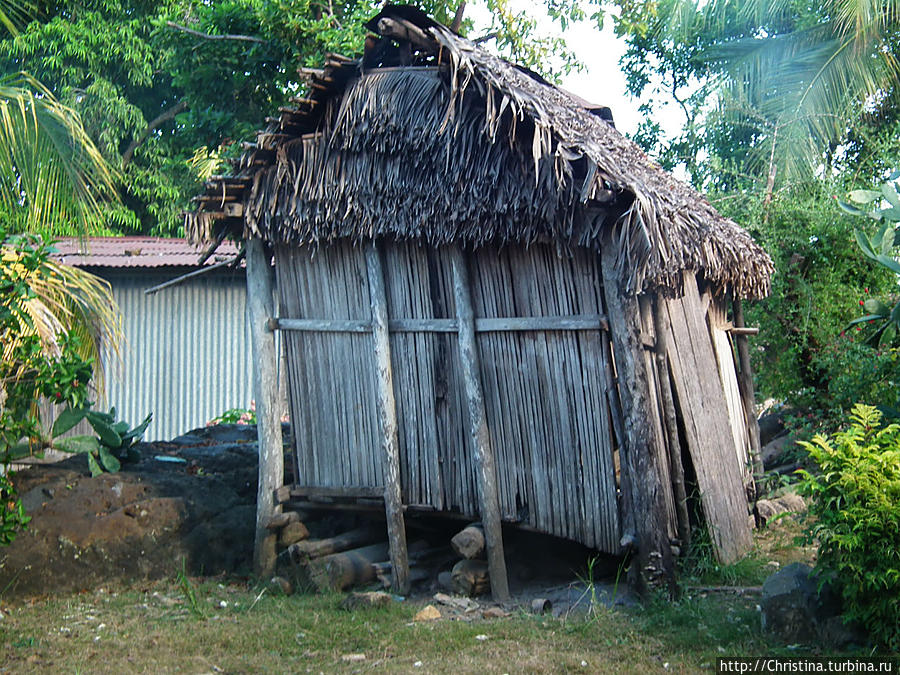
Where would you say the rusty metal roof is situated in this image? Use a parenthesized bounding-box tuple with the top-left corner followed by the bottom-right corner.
(51, 237, 240, 268)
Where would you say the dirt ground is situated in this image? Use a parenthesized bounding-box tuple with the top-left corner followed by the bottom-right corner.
(1, 425, 263, 600)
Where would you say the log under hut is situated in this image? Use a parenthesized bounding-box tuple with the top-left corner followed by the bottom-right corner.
(187, 5, 774, 598)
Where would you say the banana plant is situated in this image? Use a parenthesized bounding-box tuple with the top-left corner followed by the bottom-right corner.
(839, 177, 900, 346)
(48, 406, 152, 477)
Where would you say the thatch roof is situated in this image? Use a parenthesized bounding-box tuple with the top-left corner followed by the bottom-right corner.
(187, 5, 772, 299)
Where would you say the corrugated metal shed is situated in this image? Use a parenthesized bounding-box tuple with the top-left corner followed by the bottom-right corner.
(53, 238, 253, 441)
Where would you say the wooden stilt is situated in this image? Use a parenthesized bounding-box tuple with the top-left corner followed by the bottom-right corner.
(599, 242, 676, 597)
(246, 237, 285, 578)
(449, 245, 510, 603)
(365, 242, 411, 595)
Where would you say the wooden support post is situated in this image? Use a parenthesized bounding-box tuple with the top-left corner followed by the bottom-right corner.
(365, 243, 411, 595)
(599, 243, 676, 597)
(246, 237, 285, 579)
(652, 297, 691, 550)
(732, 298, 763, 496)
(449, 245, 510, 603)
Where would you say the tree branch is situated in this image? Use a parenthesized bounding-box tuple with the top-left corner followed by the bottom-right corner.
(165, 20, 266, 44)
(451, 2, 466, 33)
(122, 100, 188, 168)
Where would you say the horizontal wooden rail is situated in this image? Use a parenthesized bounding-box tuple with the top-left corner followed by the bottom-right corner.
(268, 314, 609, 333)
(274, 484, 386, 503)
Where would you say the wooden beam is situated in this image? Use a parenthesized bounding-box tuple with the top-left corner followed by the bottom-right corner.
(449, 245, 510, 603)
(376, 17, 436, 52)
(652, 297, 691, 550)
(599, 242, 677, 597)
(733, 298, 764, 496)
(246, 237, 285, 578)
(269, 314, 609, 334)
(365, 242, 410, 595)
(286, 485, 385, 499)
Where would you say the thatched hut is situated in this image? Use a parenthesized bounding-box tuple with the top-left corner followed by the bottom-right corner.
(187, 5, 773, 597)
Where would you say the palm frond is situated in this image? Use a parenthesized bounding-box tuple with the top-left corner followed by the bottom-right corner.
(0, 73, 119, 237)
(1, 242, 122, 392)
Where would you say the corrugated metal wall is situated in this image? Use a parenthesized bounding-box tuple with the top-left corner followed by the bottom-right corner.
(100, 268, 253, 441)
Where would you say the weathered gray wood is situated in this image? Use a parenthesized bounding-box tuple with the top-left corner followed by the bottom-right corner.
(451, 558, 491, 596)
(663, 273, 752, 564)
(366, 243, 410, 595)
(288, 527, 383, 561)
(652, 297, 691, 549)
(287, 485, 385, 499)
(451, 523, 486, 559)
(270, 317, 372, 332)
(733, 298, 764, 495)
(265, 510, 301, 530)
(271, 315, 608, 333)
(450, 245, 510, 602)
(308, 542, 391, 591)
(599, 241, 676, 596)
(246, 237, 285, 578)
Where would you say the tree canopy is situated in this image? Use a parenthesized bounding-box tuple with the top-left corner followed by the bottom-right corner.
(0, 0, 576, 237)
(612, 0, 900, 195)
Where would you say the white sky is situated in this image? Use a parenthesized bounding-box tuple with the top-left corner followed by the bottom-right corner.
(469, 2, 685, 139)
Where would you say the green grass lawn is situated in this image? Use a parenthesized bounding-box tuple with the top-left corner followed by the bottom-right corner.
(0, 520, 862, 674)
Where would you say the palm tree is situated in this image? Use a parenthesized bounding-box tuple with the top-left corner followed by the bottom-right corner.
(626, 0, 900, 197)
(705, 0, 900, 197)
(0, 4, 122, 397)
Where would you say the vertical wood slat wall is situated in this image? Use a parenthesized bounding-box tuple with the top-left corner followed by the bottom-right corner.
(275, 240, 622, 554)
(659, 272, 753, 564)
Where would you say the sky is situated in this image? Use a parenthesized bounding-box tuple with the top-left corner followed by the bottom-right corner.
(469, 2, 685, 140)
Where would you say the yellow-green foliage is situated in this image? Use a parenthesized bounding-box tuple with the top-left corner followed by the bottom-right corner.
(797, 404, 900, 651)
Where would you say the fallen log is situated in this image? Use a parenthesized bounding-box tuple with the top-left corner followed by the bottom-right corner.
(308, 543, 390, 591)
(372, 562, 430, 589)
(287, 527, 381, 563)
(451, 559, 490, 597)
(450, 523, 485, 560)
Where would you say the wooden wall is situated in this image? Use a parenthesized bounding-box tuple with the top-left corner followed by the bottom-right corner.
(275, 240, 621, 553)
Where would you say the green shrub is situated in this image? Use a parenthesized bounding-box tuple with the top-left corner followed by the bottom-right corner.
(812, 335, 900, 420)
(797, 404, 900, 651)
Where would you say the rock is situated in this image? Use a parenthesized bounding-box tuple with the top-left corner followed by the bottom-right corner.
(433, 593, 479, 612)
(762, 563, 821, 642)
(761, 433, 797, 469)
(761, 563, 862, 646)
(755, 493, 806, 527)
(758, 411, 787, 446)
(341, 591, 392, 610)
(270, 576, 294, 595)
(413, 605, 442, 622)
(482, 607, 508, 619)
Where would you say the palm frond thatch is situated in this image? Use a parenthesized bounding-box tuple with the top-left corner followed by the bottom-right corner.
(187, 6, 773, 300)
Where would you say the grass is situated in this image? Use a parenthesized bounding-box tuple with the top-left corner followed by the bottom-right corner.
(0, 520, 860, 674)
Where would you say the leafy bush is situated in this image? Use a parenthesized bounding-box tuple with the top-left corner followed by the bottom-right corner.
(207, 405, 256, 426)
(812, 335, 900, 420)
(721, 190, 894, 402)
(797, 404, 900, 651)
